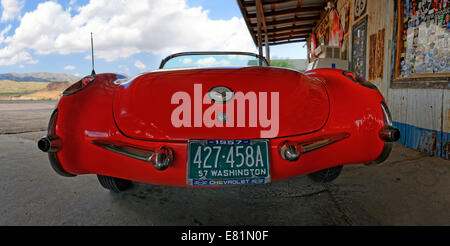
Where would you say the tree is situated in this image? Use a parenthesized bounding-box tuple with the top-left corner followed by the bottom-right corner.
(270, 59, 296, 69)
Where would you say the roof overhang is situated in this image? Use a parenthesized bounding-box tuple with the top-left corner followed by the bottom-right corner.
(237, 0, 327, 46)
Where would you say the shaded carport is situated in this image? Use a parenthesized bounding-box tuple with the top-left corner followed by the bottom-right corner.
(237, 0, 327, 64)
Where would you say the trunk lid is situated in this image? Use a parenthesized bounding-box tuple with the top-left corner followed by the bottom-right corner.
(113, 67, 329, 141)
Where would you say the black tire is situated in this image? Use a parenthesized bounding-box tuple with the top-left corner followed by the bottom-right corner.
(308, 166, 343, 183)
(97, 175, 133, 193)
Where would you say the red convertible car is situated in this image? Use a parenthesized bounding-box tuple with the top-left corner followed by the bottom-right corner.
(38, 52, 399, 192)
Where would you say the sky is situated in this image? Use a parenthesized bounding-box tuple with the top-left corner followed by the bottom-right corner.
(0, 0, 307, 77)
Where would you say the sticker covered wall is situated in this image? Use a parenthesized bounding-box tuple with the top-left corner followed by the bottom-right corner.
(400, 0, 450, 77)
(352, 16, 368, 79)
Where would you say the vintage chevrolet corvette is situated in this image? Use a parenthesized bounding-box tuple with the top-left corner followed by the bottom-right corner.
(38, 52, 400, 192)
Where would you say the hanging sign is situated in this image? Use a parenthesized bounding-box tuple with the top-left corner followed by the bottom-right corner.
(355, 0, 367, 20)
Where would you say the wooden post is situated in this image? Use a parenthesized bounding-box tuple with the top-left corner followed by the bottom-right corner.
(265, 33, 270, 65)
(394, 0, 404, 79)
(256, 0, 263, 61)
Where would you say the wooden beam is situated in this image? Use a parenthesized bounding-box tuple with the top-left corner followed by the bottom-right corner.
(257, 0, 268, 33)
(250, 15, 320, 28)
(269, 29, 313, 37)
(255, 23, 315, 33)
(269, 39, 306, 46)
(268, 34, 309, 42)
(270, 39, 306, 44)
(268, 30, 310, 38)
(242, 0, 296, 8)
(270, 3, 278, 39)
(247, 6, 323, 19)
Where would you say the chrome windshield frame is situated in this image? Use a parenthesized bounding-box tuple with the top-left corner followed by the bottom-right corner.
(159, 51, 269, 69)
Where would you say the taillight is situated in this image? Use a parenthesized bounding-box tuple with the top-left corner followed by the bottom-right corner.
(343, 71, 358, 81)
(62, 76, 95, 96)
(343, 71, 378, 90)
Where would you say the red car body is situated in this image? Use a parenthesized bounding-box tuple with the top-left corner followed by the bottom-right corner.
(38, 52, 399, 189)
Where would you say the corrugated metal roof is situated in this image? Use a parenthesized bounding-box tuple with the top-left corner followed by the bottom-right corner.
(237, 0, 327, 46)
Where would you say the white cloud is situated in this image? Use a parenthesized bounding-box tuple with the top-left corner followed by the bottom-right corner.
(64, 65, 76, 70)
(182, 58, 193, 64)
(118, 65, 129, 72)
(196, 57, 216, 66)
(195, 57, 231, 67)
(134, 60, 146, 70)
(0, 0, 255, 66)
(0, 50, 38, 65)
(0, 24, 11, 43)
(1, 0, 23, 22)
(27, 58, 39, 64)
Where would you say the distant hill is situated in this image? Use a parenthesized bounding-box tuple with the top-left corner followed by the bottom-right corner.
(0, 80, 71, 101)
(0, 73, 80, 83)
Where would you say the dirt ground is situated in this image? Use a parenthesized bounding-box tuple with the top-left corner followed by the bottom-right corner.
(0, 100, 449, 226)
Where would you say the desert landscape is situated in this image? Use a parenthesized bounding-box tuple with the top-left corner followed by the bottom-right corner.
(0, 73, 79, 101)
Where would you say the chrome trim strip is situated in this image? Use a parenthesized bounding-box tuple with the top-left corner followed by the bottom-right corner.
(368, 102, 398, 165)
(279, 133, 350, 161)
(92, 140, 155, 163)
(299, 133, 351, 154)
(92, 140, 174, 171)
(369, 142, 393, 165)
(48, 153, 76, 177)
(381, 102, 393, 126)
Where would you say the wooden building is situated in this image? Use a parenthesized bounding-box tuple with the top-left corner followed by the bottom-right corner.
(238, 0, 450, 159)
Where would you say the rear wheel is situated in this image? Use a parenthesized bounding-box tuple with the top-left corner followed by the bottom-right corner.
(308, 166, 343, 183)
(97, 175, 133, 193)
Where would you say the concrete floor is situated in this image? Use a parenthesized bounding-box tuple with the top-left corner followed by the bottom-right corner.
(0, 101, 449, 226)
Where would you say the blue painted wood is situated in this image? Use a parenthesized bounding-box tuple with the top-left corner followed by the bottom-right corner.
(393, 121, 449, 160)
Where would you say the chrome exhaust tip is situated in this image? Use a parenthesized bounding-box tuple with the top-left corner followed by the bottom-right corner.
(379, 126, 401, 142)
(38, 137, 61, 153)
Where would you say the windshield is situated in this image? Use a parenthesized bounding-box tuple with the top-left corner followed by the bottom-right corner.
(160, 52, 268, 69)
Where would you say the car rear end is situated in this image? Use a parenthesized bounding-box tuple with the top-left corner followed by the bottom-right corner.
(38, 67, 399, 188)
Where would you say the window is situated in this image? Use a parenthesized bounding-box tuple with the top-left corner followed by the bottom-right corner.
(160, 52, 269, 70)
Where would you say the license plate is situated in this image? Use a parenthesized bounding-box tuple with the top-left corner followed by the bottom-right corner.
(187, 140, 271, 186)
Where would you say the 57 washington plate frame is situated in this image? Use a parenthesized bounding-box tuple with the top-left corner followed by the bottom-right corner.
(186, 139, 271, 187)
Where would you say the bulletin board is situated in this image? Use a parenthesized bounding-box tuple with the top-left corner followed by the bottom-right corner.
(397, 0, 450, 78)
(352, 16, 368, 79)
